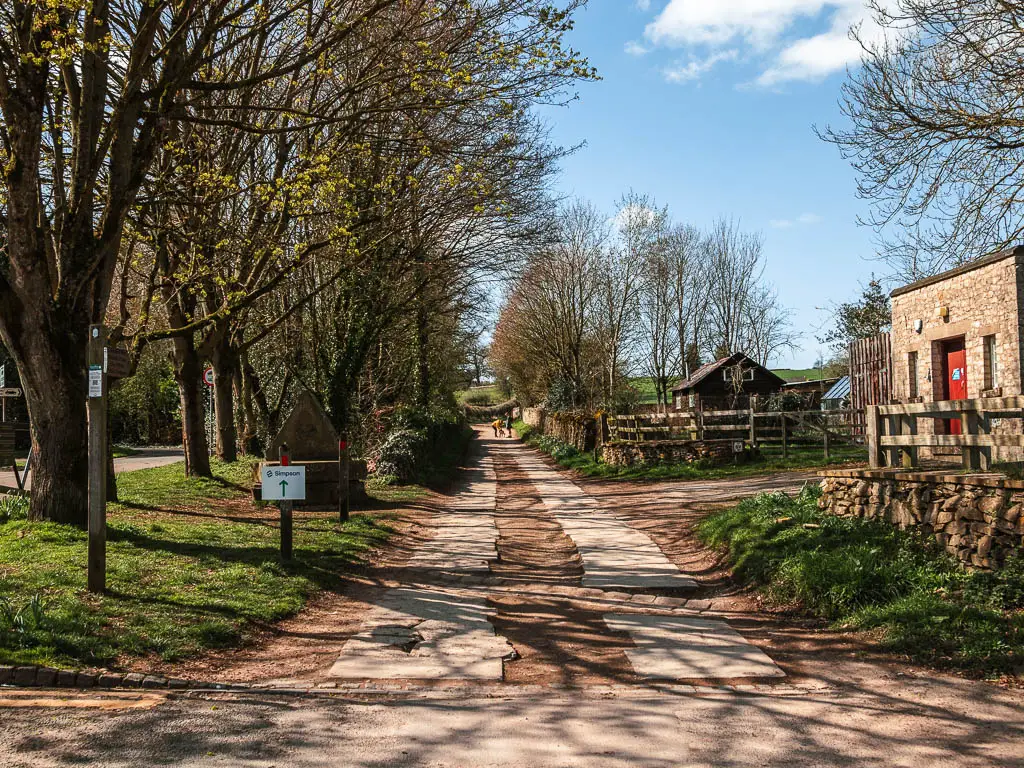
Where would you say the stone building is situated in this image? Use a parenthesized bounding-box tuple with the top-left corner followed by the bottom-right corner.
(890, 245, 1024, 461)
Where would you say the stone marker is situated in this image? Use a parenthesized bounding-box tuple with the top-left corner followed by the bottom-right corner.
(258, 390, 366, 509)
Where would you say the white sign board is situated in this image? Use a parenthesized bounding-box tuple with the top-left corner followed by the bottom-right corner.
(0, 388, 21, 398)
(203, 367, 215, 387)
(261, 465, 306, 501)
(732, 441, 745, 453)
(88, 366, 103, 398)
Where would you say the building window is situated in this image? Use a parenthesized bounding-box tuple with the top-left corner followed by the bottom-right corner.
(908, 351, 918, 400)
(984, 335, 999, 390)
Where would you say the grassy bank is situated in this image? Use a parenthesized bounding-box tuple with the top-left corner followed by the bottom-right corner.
(513, 420, 865, 481)
(0, 458, 396, 669)
(699, 487, 1024, 676)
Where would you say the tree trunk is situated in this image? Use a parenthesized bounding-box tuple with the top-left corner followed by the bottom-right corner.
(171, 336, 212, 477)
(416, 294, 430, 408)
(2, 303, 91, 526)
(211, 339, 238, 463)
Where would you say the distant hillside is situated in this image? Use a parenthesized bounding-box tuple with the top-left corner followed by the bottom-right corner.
(772, 368, 832, 383)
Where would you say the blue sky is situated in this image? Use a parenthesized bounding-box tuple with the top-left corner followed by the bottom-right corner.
(542, 0, 888, 369)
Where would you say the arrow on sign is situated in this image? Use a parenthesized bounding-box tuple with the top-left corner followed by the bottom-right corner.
(279, 480, 289, 497)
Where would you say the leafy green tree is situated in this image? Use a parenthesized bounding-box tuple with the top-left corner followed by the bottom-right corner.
(821, 279, 892, 359)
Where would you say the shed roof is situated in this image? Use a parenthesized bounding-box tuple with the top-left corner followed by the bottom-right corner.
(671, 352, 786, 393)
(822, 375, 851, 402)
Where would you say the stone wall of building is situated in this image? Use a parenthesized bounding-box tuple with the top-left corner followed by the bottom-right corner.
(819, 469, 1024, 569)
(602, 440, 736, 468)
(890, 248, 1024, 461)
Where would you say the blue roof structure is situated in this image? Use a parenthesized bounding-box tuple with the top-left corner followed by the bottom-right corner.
(823, 375, 851, 402)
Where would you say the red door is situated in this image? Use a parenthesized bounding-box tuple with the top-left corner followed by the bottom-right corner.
(945, 339, 967, 434)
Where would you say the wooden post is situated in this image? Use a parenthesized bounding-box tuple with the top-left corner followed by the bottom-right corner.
(339, 434, 350, 522)
(823, 421, 831, 462)
(87, 325, 108, 594)
(748, 408, 756, 447)
(978, 412, 992, 471)
(963, 410, 980, 471)
(866, 405, 881, 469)
(781, 414, 788, 459)
(279, 444, 293, 560)
(899, 414, 918, 469)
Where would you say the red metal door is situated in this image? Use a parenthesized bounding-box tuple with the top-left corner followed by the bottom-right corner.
(945, 340, 967, 434)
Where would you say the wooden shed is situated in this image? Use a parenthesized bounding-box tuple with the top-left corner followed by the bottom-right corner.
(671, 353, 786, 411)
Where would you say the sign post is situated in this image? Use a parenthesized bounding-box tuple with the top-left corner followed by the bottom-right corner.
(87, 325, 108, 593)
(261, 446, 306, 560)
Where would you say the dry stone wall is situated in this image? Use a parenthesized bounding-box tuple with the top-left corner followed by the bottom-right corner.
(602, 440, 735, 468)
(819, 469, 1024, 569)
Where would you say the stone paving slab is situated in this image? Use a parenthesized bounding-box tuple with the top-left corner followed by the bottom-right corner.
(406, 455, 497, 575)
(329, 449, 509, 681)
(329, 587, 511, 680)
(513, 452, 697, 590)
(604, 614, 785, 680)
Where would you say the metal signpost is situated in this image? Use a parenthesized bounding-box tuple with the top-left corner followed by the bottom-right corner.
(261, 447, 306, 560)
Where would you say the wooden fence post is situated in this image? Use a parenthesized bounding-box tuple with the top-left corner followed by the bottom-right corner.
(866, 405, 880, 469)
(339, 434, 350, 523)
(962, 410, 980, 471)
(87, 325, 108, 594)
(978, 412, 992, 471)
(748, 408, 756, 447)
(279, 444, 293, 560)
(823, 421, 830, 462)
(781, 414, 788, 459)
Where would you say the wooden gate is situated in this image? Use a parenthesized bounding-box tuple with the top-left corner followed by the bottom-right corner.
(849, 333, 892, 434)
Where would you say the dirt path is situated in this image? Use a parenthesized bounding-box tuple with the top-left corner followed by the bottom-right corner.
(5, 431, 1024, 767)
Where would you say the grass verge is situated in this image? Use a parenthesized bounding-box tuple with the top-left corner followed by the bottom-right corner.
(0, 457, 395, 669)
(513, 420, 865, 481)
(698, 486, 1024, 676)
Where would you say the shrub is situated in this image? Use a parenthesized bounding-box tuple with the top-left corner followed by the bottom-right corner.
(372, 428, 430, 483)
(0, 493, 28, 523)
(698, 486, 1024, 674)
(369, 405, 471, 486)
(0, 593, 48, 648)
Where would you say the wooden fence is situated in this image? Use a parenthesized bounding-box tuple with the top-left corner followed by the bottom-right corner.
(867, 396, 1024, 471)
(607, 408, 863, 460)
(850, 332, 892, 434)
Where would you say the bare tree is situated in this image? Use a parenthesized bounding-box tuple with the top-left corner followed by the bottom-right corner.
(638, 240, 679, 414)
(741, 285, 799, 366)
(703, 218, 764, 359)
(664, 224, 706, 379)
(821, 0, 1024, 278)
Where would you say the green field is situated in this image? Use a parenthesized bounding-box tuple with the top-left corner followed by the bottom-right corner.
(772, 368, 834, 382)
(456, 384, 505, 406)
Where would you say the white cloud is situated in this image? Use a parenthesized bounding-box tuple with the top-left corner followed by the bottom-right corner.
(770, 212, 822, 229)
(624, 40, 650, 57)
(641, 1, 880, 86)
(664, 50, 739, 83)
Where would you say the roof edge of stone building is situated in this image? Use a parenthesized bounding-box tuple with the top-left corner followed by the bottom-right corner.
(890, 245, 1024, 299)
